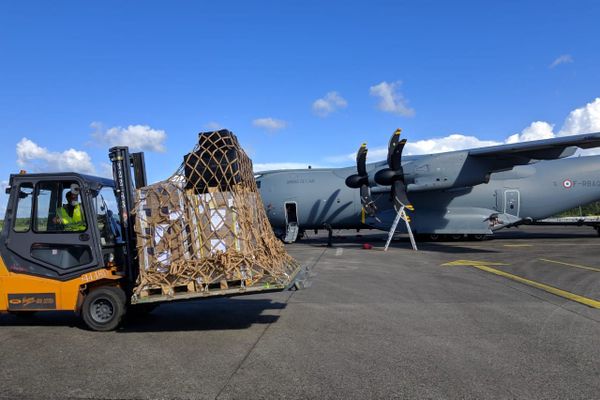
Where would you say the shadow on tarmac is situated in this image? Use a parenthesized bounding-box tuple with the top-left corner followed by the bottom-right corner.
(297, 235, 499, 253)
(0, 298, 287, 332)
(119, 298, 286, 333)
(294, 227, 598, 250)
(407, 243, 498, 253)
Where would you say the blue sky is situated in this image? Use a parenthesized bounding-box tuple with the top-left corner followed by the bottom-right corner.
(1, 1, 600, 212)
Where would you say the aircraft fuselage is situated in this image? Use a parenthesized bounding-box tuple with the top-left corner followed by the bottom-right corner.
(257, 155, 600, 236)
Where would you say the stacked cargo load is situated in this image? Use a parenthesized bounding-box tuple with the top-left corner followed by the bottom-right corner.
(132, 129, 299, 302)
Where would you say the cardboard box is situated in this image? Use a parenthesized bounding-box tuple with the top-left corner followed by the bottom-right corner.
(132, 130, 298, 298)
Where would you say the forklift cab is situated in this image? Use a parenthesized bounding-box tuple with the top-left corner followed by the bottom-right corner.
(0, 148, 146, 331)
(0, 172, 129, 330)
(1, 173, 126, 281)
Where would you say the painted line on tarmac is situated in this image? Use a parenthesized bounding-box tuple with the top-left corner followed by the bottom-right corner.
(442, 259, 509, 267)
(442, 259, 600, 309)
(539, 258, 600, 273)
(335, 248, 344, 256)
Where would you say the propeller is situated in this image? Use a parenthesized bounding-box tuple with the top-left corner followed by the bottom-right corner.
(345, 143, 377, 216)
(374, 129, 414, 212)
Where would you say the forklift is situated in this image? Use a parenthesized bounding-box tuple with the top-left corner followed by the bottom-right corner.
(0, 146, 296, 331)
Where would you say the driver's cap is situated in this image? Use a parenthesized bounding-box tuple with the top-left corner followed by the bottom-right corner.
(70, 183, 81, 195)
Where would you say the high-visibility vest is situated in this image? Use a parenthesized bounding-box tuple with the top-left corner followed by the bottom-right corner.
(57, 204, 86, 231)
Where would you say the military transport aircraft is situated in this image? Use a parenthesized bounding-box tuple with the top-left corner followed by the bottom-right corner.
(256, 130, 600, 243)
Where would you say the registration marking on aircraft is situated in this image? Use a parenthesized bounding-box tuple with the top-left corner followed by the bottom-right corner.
(539, 258, 600, 273)
(441, 259, 600, 309)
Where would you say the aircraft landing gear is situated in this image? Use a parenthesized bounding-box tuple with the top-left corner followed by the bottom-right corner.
(324, 223, 333, 247)
(470, 234, 487, 241)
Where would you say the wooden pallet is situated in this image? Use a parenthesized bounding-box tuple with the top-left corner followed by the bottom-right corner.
(137, 278, 246, 300)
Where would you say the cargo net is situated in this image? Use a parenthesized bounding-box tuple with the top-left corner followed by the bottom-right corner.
(133, 130, 298, 298)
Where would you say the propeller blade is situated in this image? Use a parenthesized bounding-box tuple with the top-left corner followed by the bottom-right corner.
(385, 129, 413, 212)
(360, 185, 376, 216)
(392, 180, 411, 211)
(357, 143, 368, 177)
(345, 142, 377, 217)
(387, 128, 402, 167)
(390, 139, 407, 171)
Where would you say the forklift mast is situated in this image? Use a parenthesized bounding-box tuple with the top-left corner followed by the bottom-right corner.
(108, 147, 147, 283)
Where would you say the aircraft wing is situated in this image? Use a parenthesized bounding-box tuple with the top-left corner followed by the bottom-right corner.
(404, 132, 600, 193)
(468, 132, 600, 165)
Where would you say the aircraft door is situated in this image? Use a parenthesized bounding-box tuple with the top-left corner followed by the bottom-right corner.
(283, 202, 299, 243)
(285, 202, 298, 225)
(503, 189, 520, 217)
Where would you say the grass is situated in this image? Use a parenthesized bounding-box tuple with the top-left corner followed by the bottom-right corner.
(555, 201, 600, 217)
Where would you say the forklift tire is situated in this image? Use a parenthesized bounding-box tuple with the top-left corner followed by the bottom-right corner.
(82, 286, 126, 331)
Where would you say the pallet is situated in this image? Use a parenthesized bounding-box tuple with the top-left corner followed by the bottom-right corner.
(131, 264, 303, 305)
(136, 278, 246, 301)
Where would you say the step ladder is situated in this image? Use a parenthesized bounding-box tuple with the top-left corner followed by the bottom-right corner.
(283, 222, 299, 243)
(384, 205, 417, 251)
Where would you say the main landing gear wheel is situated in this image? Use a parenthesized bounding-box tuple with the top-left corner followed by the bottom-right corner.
(471, 234, 486, 241)
(82, 286, 126, 331)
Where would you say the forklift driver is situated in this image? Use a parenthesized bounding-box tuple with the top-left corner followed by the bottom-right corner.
(54, 184, 86, 231)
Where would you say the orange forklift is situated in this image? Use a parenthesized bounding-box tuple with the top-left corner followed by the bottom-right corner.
(0, 146, 296, 331)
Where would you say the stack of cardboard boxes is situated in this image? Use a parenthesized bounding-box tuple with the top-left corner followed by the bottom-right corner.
(132, 129, 296, 298)
(135, 184, 254, 273)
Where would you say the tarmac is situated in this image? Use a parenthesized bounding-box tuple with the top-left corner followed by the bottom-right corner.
(1, 225, 599, 399)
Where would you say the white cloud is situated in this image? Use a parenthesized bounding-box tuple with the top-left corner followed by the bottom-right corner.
(557, 98, 600, 155)
(505, 97, 600, 149)
(558, 98, 600, 136)
(404, 135, 501, 155)
(506, 121, 555, 144)
(252, 117, 287, 132)
(98, 162, 114, 178)
(254, 162, 317, 172)
(325, 97, 600, 163)
(205, 121, 223, 131)
(16, 138, 96, 174)
(369, 81, 415, 117)
(91, 122, 167, 152)
(312, 91, 348, 117)
(549, 54, 574, 69)
(327, 134, 501, 164)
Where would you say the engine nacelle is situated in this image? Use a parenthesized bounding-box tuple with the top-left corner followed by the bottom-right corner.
(345, 174, 368, 189)
(374, 168, 400, 186)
